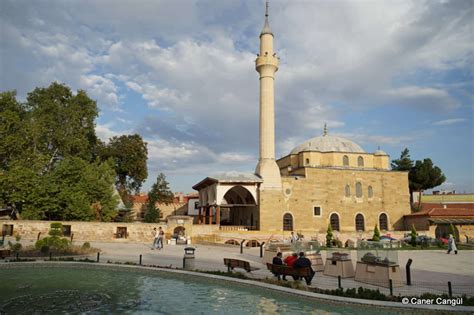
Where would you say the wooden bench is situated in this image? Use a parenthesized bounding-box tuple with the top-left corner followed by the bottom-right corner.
(0, 249, 11, 259)
(224, 258, 259, 272)
(266, 263, 312, 281)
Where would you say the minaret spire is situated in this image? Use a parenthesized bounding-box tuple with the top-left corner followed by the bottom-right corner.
(323, 123, 328, 136)
(255, 0, 281, 190)
(261, 1, 273, 36)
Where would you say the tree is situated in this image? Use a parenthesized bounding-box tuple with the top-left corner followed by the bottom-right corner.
(391, 148, 413, 171)
(0, 83, 125, 221)
(409, 158, 446, 211)
(144, 173, 174, 223)
(391, 148, 416, 205)
(449, 224, 456, 240)
(99, 134, 148, 194)
(410, 224, 417, 247)
(372, 224, 381, 242)
(326, 223, 333, 247)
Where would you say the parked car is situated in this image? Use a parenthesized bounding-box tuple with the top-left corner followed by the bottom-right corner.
(438, 237, 448, 245)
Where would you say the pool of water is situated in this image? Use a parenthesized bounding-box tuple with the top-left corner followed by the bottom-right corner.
(0, 264, 406, 314)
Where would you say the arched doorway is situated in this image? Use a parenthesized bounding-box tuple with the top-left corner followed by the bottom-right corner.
(221, 186, 258, 229)
(330, 213, 340, 231)
(283, 213, 293, 231)
(355, 213, 365, 231)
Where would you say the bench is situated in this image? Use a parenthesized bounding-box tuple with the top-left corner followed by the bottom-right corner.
(266, 263, 312, 281)
(0, 249, 11, 259)
(224, 258, 259, 272)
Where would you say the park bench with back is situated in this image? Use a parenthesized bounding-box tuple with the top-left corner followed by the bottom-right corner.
(266, 263, 312, 282)
(223, 258, 259, 272)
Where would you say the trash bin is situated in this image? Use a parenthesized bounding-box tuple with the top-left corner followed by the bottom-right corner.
(183, 247, 196, 270)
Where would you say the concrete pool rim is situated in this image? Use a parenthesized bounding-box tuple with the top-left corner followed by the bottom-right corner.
(1, 261, 472, 313)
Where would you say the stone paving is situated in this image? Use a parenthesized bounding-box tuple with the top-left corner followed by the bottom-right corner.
(10, 238, 474, 297)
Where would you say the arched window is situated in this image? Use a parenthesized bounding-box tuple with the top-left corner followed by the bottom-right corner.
(355, 213, 365, 231)
(358, 156, 364, 167)
(305, 158, 310, 165)
(368, 186, 373, 198)
(379, 213, 388, 231)
(356, 182, 363, 198)
(343, 155, 349, 166)
(330, 213, 340, 231)
(283, 213, 293, 231)
(345, 185, 351, 197)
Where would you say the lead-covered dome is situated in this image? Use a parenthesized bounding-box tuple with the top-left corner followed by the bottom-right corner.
(290, 134, 365, 155)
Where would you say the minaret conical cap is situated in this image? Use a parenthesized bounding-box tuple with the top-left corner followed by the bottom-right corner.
(260, 1, 273, 36)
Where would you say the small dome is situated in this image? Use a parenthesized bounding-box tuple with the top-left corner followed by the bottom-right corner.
(290, 134, 365, 155)
(374, 150, 387, 156)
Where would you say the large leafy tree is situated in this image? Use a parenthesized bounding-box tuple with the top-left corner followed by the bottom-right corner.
(0, 82, 122, 221)
(144, 173, 174, 223)
(99, 134, 148, 194)
(409, 158, 446, 211)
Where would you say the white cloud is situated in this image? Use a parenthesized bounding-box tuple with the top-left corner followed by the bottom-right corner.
(433, 118, 467, 126)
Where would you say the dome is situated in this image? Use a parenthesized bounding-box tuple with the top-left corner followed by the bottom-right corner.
(290, 134, 365, 155)
(374, 149, 387, 156)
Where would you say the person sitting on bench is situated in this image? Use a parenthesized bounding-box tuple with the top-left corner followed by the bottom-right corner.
(272, 252, 287, 280)
(293, 252, 315, 285)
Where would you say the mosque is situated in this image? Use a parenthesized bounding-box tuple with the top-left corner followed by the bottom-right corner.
(192, 2, 411, 234)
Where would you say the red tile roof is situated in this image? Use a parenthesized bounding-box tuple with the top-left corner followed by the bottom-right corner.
(405, 208, 474, 217)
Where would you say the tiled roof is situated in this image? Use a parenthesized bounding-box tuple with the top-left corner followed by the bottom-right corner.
(405, 208, 474, 217)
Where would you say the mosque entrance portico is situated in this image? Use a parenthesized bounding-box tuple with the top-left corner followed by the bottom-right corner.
(192, 173, 262, 230)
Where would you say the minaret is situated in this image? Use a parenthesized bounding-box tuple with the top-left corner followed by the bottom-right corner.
(255, 1, 281, 190)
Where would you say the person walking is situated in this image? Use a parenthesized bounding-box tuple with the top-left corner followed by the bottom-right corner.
(157, 227, 165, 250)
(151, 227, 159, 250)
(290, 231, 299, 243)
(447, 234, 458, 255)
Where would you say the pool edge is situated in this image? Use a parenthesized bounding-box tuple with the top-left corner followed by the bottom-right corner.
(2, 261, 472, 313)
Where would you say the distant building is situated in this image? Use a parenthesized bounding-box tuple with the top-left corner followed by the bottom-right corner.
(404, 198, 474, 242)
(129, 192, 199, 221)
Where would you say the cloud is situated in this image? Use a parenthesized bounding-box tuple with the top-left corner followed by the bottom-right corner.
(1, 0, 472, 192)
(433, 118, 467, 126)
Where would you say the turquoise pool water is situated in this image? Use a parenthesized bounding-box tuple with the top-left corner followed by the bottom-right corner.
(0, 264, 404, 314)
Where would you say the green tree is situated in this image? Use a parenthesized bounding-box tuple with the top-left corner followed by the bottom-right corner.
(25, 82, 99, 170)
(0, 83, 124, 221)
(326, 223, 333, 247)
(144, 173, 174, 223)
(410, 224, 417, 247)
(449, 224, 456, 240)
(409, 158, 446, 211)
(372, 224, 381, 242)
(391, 148, 413, 171)
(0, 91, 29, 170)
(99, 134, 148, 194)
(391, 148, 416, 205)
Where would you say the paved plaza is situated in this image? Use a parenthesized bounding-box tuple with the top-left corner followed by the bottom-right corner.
(12, 238, 468, 297)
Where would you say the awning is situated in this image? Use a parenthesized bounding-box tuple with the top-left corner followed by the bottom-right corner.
(429, 218, 474, 225)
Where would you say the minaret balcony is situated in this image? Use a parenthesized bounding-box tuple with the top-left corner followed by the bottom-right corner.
(255, 55, 279, 71)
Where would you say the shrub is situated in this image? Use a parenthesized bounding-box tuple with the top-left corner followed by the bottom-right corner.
(40, 245, 50, 254)
(82, 242, 91, 249)
(326, 223, 333, 248)
(15, 234, 21, 242)
(8, 241, 22, 253)
(372, 225, 380, 242)
(49, 222, 64, 237)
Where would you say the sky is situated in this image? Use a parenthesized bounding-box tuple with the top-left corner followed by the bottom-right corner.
(1, 0, 473, 194)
